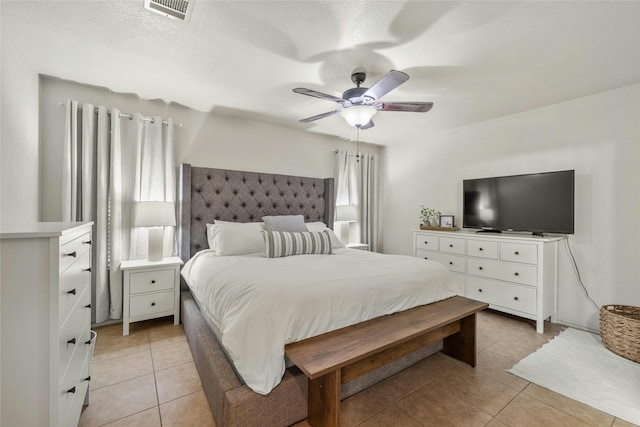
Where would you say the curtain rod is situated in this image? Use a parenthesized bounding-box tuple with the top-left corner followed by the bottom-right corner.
(58, 102, 183, 127)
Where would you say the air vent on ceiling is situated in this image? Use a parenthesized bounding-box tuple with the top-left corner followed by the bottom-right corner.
(144, 0, 192, 21)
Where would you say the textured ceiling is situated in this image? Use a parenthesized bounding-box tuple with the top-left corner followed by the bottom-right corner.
(2, 1, 639, 146)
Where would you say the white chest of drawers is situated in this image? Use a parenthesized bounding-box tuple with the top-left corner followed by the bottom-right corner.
(121, 257, 183, 336)
(413, 230, 560, 333)
(1, 222, 93, 426)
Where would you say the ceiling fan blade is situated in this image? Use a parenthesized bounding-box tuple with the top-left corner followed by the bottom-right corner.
(376, 102, 434, 112)
(293, 88, 346, 104)
(360, 120, 375, 130)
(362, 70, 409, 101)
(299, 109, 342, 123)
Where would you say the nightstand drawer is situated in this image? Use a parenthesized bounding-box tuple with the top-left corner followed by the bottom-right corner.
(130, 291, 175, 317)
(129, 269, 175, 294)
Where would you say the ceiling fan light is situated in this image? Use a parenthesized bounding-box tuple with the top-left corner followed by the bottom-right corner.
(340, 106, 376, 128)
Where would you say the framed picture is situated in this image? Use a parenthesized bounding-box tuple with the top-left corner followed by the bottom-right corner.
(440, 215, 455, 228)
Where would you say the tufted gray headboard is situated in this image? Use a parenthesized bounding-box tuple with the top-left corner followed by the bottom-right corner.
(178, 164, 335, 264)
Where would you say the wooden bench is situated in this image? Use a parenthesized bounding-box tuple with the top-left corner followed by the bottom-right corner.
(284, 295, 489, 427)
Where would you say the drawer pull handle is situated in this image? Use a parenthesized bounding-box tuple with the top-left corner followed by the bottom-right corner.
(151, 280, 156, 284)
(68, 288, 77, 295)
(514, 251, 520, 255)
(151, 302, 156, 307)
(84, 240, 92, 245)
(83, 267, 92, 272)
(514, 272, 519, 276)
(67, 338, 76, 345)
(449, 244, 453, 248)
(514, 296, 519, 301)
(449, 261, 453, 265)
(478, 266, 483, 270)
(479, 247, 483, 251)
(85, 303, 92, 309)
(85, 339, 92, 345)
(84, 376, 91, 382)
(67, 386, 76, 394)
(64, 251, 77, 258)
(424, 241, 428, 244)
(478, 289, 483, 292)
(424, 257, 428, 260)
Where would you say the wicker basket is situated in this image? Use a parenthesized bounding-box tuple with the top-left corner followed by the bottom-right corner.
(600, 305, 640, 363)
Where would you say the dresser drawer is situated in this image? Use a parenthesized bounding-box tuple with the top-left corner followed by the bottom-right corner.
(439, 237, 465, 255)
(59, 343, 91, 427)
(465, 276, 536, 315)
(59, 249, 91, 327)
(415, 234, 438, 251)
(467, 240, 498, 259)
(467, 257, 537, 286)
(130, 269, 175, 294)
(130, 291, 175, 318)
(417, 250, 466, 274)
(500, 242, 538, 264)
(59, 284, 91, 377)
(59, 231, 92, 274)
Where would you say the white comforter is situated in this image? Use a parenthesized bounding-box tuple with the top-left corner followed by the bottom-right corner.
(181, 248, 458, 395)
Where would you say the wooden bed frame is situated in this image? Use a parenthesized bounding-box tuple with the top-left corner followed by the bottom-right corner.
(177, 163, 481, 426)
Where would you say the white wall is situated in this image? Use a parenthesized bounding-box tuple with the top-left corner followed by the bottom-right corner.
(382, 84, 640, 332)
(1, 15, 40, 222)
(38, 76, 381, 221)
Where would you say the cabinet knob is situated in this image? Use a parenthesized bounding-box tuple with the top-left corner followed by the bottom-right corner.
(64, 251, 77, 258)
(85, 303, 92, 309)
(479, 247, 484, 251)
(449, 261, 453, 265)
(151, 280, 156, 284)
(67, 288, 76, 295)
(449, 244, 453, 248)
(151, 302, 156, 307)
(67, 386, 76, 394)
(424, 257, 428, 260)
(84, 376, 91, 382)
(84, 240, 92, 245)
(85, 339, 92, 345)
(83, 267, 92, 272)
(478, 289, 483, 292)
(514, 296, 519, 301)
(67, 338, 76, 345)
(478, 266, 483, 270)
(514, 272, 519, 276)
(514, 251, 520, 255)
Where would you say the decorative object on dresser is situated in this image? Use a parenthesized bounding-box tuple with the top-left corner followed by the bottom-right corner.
(439, 215, 455, 228)
(133, 201, 176, 262)
(1, 222, 93, 427)
(121, 256, 183, 336)
(413, 229, 561, 333)
(419, 205, 441, 227)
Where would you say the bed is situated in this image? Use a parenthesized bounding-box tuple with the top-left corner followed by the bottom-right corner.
(178, 163, 459, 426)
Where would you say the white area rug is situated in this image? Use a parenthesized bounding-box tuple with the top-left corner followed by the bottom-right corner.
(508, 328, 640, 425)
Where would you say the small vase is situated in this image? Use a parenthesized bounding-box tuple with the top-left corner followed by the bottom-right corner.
(430, 219, 439, 227)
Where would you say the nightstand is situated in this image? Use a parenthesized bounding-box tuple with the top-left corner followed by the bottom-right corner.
(121, 256, 183, 336)
(346, 242, 369, 251)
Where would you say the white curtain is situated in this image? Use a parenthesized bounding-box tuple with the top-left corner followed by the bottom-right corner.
(334, 149, 379, 251)
(62, 101, 176, 323)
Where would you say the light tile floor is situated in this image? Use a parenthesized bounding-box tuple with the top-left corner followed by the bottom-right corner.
(79, 310, 639, 427)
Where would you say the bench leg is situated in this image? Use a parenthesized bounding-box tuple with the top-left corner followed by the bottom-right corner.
(443, 313, 477, 367)
(308, 370, 340, 427)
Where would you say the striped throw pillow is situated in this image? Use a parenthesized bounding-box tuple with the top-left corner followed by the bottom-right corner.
(263, 230, 333, 258)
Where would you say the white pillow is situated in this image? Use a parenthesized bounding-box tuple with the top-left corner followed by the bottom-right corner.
(262, 215, 308, 232)
(206, 221, 265, 256)
(305, 221, 345, 249)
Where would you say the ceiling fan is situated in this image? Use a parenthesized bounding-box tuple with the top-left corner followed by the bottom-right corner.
(293, 70, 433, 130)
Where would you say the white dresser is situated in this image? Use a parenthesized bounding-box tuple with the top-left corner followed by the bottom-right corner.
(1, 222, 93, 427)
(413, 229, 561, 333)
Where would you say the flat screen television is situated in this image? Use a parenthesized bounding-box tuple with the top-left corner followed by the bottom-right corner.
(463, 170, 575, 235)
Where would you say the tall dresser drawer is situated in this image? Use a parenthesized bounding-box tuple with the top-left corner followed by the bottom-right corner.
(130, 291, 175, 317)
(500, 242, 537, 264)
(439, 237, 465, 255)
(59, 249, 91, 327)
(466, 276, 536, 315)
(59, 284, 91, 377)
(130, 269, 175, 294)
(418, 250, 466, 274)
(59, 232, 92, 274)
(467, 240, 498, 259)
(467, 257, 537, 286)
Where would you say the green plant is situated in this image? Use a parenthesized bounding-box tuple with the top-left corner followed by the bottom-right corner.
(419, 206, 441, 225)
